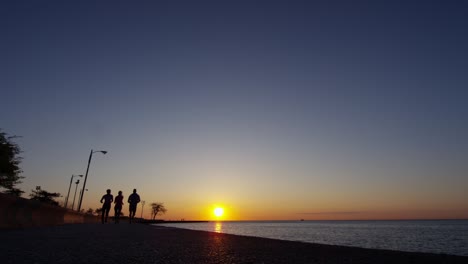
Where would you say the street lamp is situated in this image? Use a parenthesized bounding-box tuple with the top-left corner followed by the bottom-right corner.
(76, 188, 88, 211)
(77, 149, 107, 211)
(71, 179, 80, 210)
(64, 174, 83, 209)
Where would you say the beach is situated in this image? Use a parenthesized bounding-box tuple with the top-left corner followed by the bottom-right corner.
(1, 223, 466, 264)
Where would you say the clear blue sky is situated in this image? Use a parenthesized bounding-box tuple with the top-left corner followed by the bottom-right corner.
(1, 0, 467, 220)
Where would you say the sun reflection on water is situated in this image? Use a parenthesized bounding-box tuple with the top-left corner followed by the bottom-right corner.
(214, 222, 222, 233)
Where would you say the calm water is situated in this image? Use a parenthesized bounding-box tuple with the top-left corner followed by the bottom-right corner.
(156, 220, 468, 256)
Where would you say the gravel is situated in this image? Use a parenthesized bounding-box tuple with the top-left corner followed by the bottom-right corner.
(1, 223, 467, 264)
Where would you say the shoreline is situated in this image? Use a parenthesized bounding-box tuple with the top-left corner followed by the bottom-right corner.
(149, 218, 468, 222)
(1, 223, 466, 263)
(151, 219, 468, 257)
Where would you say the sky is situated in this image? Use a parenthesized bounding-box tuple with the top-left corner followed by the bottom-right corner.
(1, 0, 467, 220)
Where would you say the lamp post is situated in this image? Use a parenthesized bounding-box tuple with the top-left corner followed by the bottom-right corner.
(65, 174, 83, 209)
(76, 188, 88, 211)
(141, 201, 146, 219)
(71, 179, 80, 210)
(77, 149, 107, 211)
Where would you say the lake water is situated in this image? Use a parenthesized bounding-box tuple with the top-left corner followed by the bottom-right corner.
(155, 220, 468, 256)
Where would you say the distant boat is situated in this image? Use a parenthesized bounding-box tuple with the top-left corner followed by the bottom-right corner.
(300, 219, 304, 221)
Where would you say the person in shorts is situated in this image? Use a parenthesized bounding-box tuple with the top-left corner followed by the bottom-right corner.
(100, 189, 113, 224)
(127, 189, 140, 223)
(114, 191, 124, 224)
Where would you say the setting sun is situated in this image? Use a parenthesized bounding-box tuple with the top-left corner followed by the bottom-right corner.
(214, 207, 224, 217)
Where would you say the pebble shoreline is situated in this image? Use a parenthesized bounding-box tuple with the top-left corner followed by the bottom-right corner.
(1, 223, 466, 263)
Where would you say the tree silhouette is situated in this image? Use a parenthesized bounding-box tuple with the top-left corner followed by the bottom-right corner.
(150, 202, 167, 220)
(29, 187, 61, 206)
(0, 129, 24, 196)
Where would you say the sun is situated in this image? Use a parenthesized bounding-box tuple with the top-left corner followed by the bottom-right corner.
(214, 207, 224, 217)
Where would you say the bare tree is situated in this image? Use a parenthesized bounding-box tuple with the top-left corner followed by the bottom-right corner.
(150, 202, 167, 220)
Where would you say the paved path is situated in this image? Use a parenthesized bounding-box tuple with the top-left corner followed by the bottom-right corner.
(1, 223, 467, 263)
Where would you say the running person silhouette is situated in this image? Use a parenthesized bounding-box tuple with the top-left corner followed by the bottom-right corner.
(100, 189, 113, 224)
(114, 191, 124, 223)
(127, 189, 140, 223)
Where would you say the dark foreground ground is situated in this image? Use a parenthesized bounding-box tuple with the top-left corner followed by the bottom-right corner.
(1, 223, 466, 264)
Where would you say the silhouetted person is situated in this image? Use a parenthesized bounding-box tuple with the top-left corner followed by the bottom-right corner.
(127, 188, 140, 223)
(100, 189, 113, 224)
(114, 191, 124, 224)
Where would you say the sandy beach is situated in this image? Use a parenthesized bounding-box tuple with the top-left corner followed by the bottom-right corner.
(1, 223, 466, 264)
